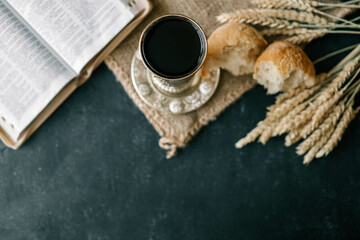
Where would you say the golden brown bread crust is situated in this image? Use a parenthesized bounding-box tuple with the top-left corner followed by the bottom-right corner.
(201, 22, 267, 78)
(254, 40, 315, 79)
(207, 22, 267, 57)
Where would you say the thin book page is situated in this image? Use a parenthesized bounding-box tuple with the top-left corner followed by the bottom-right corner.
(6, 0, 138, 73)
(0, 1, 76, 141)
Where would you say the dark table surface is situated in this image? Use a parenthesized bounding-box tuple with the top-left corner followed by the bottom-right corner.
(1, 25, 360, 239)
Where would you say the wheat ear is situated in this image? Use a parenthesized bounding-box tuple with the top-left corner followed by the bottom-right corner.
(327, 56, 360, 91)
(223, 9, 329, 25)
(303, 126, 333, 164)
(217, 12, 300, 29)
(235, 122, 267, 148)
(261, 28, 327, 36)
(296, 101, 346, 155)
(258, 122, 277, 144)
(267, 85, 319, 121)
(274, 87, 305, 105)
(284, 31, 327, 44)
(285, 127, 305, 146)
(302, 89, 344, 137)
(316, 103, 359, 158)
(273, 101, 309, 136)
(252, 0, 359, 26)
(251, 0, 316, 12)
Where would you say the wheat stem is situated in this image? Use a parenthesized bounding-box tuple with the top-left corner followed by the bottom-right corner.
(329, 45, 360, 76)
(326, 30, 360, 34)
(313, 8, 360, 27)
(318, 3, 360, 8)
(344, 78, 360, 96)
(313, 44, 359, 64)
(350, 15, 360, 22)
(319, 0, 360, 10)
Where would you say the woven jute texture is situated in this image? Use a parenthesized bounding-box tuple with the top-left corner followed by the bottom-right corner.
(104, 0, 349, 158)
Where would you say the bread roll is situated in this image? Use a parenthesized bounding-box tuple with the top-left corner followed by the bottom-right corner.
(202, 23, 267, 78)
(253, 40, 316, 94)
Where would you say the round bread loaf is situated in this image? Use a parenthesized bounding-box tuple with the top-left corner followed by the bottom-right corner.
(253, 40, 316, 94)
(201, 22, 267, 78)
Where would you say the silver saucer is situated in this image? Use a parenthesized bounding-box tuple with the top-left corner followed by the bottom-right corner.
(131, 51, 220, 114)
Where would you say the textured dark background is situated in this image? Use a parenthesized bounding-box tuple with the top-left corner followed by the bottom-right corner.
(0, 16, 360, 240)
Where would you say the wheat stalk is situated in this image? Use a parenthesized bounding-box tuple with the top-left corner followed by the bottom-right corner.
(232, 3, 360, 164)
(329, 45, 360, 76)
(313, 44, 359, 64)
(319, 0, 360, 10)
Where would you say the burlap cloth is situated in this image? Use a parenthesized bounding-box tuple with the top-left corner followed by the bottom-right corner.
(104, 0, 349, 158)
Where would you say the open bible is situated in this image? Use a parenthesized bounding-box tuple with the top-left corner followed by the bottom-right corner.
(0, 0, 152, 149)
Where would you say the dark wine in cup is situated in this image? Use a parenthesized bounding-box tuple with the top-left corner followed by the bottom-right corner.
(140, 15, 207, 80)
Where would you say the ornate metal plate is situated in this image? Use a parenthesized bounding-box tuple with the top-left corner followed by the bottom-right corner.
(131, 50, 220, 114)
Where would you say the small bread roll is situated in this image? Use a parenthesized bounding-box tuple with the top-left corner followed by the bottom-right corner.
(253, 40, 316, 94)
(202, 23, 267, 78)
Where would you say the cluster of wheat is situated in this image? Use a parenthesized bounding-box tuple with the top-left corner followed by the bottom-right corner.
(217, 0, 360, 44)
(236, 44, 360, 164)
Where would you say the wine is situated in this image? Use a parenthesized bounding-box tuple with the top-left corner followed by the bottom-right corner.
(141, 15, 206, 79)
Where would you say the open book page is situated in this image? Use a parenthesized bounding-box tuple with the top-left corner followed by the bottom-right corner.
(6, 0, 139, 73)
(0, 1, 76, 141)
